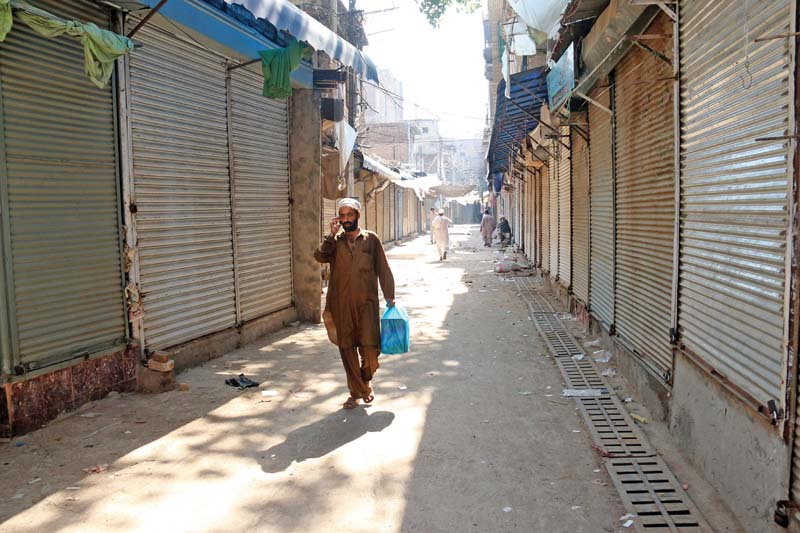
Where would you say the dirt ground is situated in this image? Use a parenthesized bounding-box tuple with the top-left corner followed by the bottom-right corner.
(0, 226, 740, 532)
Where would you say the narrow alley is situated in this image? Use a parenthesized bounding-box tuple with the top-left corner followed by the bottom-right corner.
(0, 227, 742, 532)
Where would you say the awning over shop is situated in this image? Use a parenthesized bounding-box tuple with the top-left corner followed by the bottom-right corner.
(361, 153, 441, 200)
(487, 67, 548, 174)
(221, 0, 379, 81)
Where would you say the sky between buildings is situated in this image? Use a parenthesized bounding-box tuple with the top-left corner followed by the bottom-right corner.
(357, 0, 489, 139)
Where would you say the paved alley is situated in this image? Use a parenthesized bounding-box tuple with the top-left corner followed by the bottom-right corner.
(1, 227, 645, 532)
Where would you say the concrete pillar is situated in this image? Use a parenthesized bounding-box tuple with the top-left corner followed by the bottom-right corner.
(290, 89, 322, 323)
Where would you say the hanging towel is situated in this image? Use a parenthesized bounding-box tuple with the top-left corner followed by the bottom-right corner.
(258, 37, 313, 98)
(0, 0, 10, 42)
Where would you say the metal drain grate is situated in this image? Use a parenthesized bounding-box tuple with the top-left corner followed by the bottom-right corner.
(577, 397, 653, 458)
(515, 284, 710, 531)
(556, 356, 608, 389)
(606, 457, 710, 531)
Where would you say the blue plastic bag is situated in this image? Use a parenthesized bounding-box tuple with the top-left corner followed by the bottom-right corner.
(380, 304, 410, 355)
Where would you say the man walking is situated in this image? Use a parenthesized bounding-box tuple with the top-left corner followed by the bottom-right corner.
(479, 209, 495, 247)
(315, 198, 396, 409)
(431, 209, 453, 261)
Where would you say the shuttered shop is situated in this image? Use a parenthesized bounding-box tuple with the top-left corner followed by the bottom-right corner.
(0, 0, 126, 368)
(614, 14, 675, 378)
(680, 0, 792, 407)
(229, 69, 292, 321)
(541, 167, 550, 274)
(589, 86, 615, 328)
(571, 121, 590, 305)
(549, 148, 559, 276)
(557, 127, 571, 287)
(128, 22, 236, 349)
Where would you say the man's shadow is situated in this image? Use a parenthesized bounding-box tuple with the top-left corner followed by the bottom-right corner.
(261, 409, 395, 473)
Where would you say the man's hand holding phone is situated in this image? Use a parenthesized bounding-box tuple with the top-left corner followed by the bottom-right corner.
(330, 217, 341, 237)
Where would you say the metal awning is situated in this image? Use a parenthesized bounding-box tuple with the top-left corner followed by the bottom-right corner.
(220, 0, 378, 81)
(361, 153, 441, 200)
(487, 67, 548, 174)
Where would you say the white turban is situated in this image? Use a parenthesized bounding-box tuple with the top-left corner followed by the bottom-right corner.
(337, 197, 361, 212)
(438, 209, 445, 215)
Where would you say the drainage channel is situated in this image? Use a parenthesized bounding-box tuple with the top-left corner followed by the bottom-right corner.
(513, 278, 710, 532)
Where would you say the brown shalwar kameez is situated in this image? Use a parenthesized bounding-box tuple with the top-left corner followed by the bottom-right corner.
(314, 230, 395, 399)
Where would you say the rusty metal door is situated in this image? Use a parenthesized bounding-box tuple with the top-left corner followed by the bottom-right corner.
(589, 86, 615, 329)
(613, 13, 676, 379)
(571, 119, 590, 306)
(549, 146, 559, 276)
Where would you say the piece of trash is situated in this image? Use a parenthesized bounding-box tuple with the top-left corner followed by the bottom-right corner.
(28, 478, 41, 484)
(290, 321, 301, 327)
(65, 486, 81, 491)
(398, 385, 408, 390)
(623, 397, 634, 403)
(572, 430, 581, 433)
(571, 505, 582, 511)
(225, 374, 260, 390)
(593, 350, 613, 363)
(179, 383, 190, 392)
(562, 388, 608, 397)
(482, 420, 490, 424)
(519, 391, 532, 396)
(631, 413, 649, 425)
(623, 519, 634, 528)
(80, 412, 101, 418)
(554, 312, 572, 320)
(682, 483, 689, 491)
(591, 444, 615, 458)
(572, 353, 585, 361)
(82, 464, 109, 474)
(124, 430, 132, 435)
(583, 339, 602, 348)
(261, 390, 279, 397)
(620, 514, 636, 521)
(14, 442, 24, 447)
(601, 368, 616, 377)
(502, 507, 513, 513)
(593, 469, 601, 473)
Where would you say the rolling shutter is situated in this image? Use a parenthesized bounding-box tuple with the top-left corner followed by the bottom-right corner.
(589, 86, 615, 329)
(229, 68, 292, 321)
(572, 120, 590, 305)
(558, 126, 572, 287)
(680, 0, 792, 406)
(541, 167, 550, 274)
(0, 0, 125, 367)
(614, 14, 675, 378)
(128, 22, 236, 349)
(549, 147, 559, 276)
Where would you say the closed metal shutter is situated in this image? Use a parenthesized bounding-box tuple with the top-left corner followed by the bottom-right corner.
(323, 198, 337, 238)
(572, 121, 590, 305)
(614, 14, 675, 377)
(558, 127, 572, 287)
(376, 190, 385, 241)
(541, 167, 550, 273)
(128, 22, 236, 349)
(0, 0, 125, 366)
(589, 86, 615, 329)
(680, 0, 792, 407)
(549, 147, 559, 276)
(229, 69, 292, 322)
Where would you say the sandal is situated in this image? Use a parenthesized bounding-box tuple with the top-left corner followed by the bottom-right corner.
(343, 396, 360, 409)
(362, 387, 374, 404)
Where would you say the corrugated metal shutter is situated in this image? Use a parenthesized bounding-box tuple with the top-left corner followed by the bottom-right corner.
(541, 167, 550, 273)
(572, 121, 590, 305)
(680, 0, 792, 406)
(589, 86, 615, 329)
(614, 14, 675, 377)
(229, 68, 292, 322)
(549, 148, 559, 276)
(558, 127, 572, 287)
(128, 22, 236, 349)
(323, 198, 337, 238)
(0, 0, 125, 366)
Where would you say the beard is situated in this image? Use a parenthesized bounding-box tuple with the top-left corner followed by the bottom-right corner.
(341, 216, 359, 232)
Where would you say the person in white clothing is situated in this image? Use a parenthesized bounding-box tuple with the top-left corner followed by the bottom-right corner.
(431, 209, 453, 261)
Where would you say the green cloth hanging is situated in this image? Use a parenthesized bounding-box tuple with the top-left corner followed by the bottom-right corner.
(258, 37, 313, 99)
(0, 0, 11, 42)
(0, 0, 133, 88)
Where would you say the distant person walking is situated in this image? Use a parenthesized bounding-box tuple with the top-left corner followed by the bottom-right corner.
(314, 198, 396, 409)
(428, 207, 437, 244)
(431, 209, 453, 261)
(479, 209, 495, 247)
